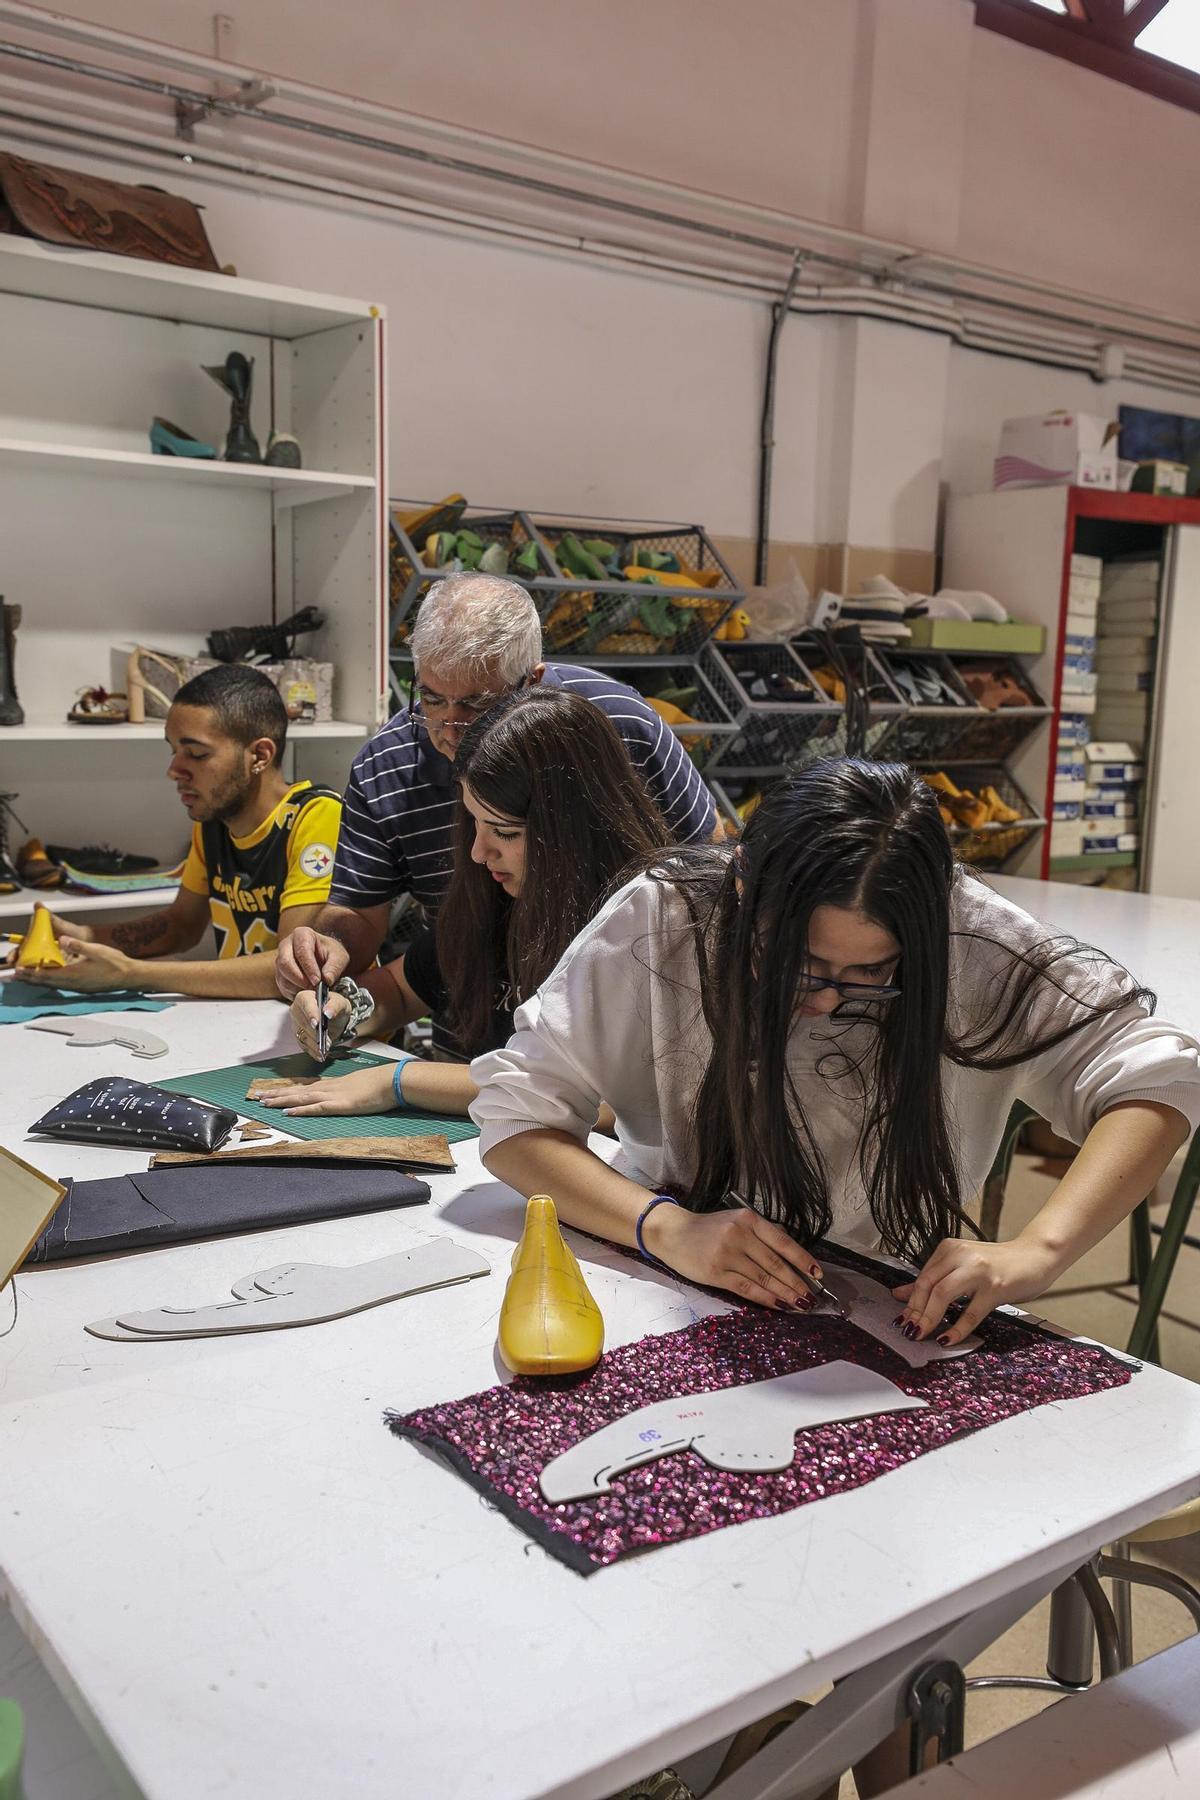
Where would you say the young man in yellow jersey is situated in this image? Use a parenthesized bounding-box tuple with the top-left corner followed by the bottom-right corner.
(28, 665, 342, 999)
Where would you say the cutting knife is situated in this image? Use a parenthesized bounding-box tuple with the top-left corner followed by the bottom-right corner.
(314, 977, 329, 1062)
(725, 1188, 847, 1315)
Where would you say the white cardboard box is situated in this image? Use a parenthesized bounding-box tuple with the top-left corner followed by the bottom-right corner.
(1071, 553, 1103, 578)
(994, 412, 1118, 489)
(1050, 821, 1085, 857)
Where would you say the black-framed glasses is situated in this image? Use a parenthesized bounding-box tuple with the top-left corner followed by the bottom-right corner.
(796, 973, 902, 1006)
(408, 673, 533, 729)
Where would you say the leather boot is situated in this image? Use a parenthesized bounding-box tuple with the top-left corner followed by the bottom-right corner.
(203, 351, 261, 463)
(0, 602, 24, 726)
(0, 793, 26, 890)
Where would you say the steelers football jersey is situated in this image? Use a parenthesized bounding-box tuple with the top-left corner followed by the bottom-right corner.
(180, 781, 342, 959)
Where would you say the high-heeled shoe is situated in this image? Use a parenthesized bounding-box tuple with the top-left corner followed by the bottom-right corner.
(149, 417, 217, 459)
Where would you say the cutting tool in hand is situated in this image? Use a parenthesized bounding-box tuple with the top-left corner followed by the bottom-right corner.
(725, 1188, 847, 1315)
(314, 978, 329, 1061)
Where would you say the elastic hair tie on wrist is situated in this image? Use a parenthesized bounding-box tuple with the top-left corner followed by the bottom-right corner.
(391, 1051, 416, 1107)
(635, 1194, 681, 1271)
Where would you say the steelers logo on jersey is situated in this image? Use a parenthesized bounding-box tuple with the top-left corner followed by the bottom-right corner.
(299, 842, 334, 879)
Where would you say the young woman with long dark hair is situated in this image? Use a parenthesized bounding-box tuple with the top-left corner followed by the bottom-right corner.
(474, 757, 1200, 1345)
(262, 687, 673, 1118)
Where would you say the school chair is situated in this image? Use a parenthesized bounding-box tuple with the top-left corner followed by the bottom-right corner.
(980, 1101, 1200, 1366)
(0, 1698, 25, 1800)
(972, 1107, 1200, 1709)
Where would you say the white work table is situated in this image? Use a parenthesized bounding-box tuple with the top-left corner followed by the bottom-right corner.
(993, 875, 1200, 1035)
(2, 892, 1200, 1799)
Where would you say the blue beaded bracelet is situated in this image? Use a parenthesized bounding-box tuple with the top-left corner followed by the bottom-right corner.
(391, 1052, 417, 1108)
(635, 1194, 680, 1270)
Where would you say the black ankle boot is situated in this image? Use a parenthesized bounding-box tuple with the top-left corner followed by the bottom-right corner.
(0, 601, 24, 726)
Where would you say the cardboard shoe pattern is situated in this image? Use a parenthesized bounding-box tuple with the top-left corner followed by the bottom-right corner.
(86, 1240, 491, 1341)
(539, 1362, 928, 1502)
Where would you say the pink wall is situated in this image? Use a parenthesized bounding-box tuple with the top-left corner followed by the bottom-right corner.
(39, 0, 1200, 319)
(46, 0, 860, 227)
(959, 25, 1200, 320)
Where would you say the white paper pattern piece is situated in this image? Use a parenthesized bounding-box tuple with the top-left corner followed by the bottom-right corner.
(538, 1362, 928, 1502)
(85, 1241, 490, 1341)
(26, 1016, 169, 1058)
(823, 1267, 981, 1366)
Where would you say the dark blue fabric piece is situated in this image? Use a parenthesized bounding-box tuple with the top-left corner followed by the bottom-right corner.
(32, 1161, 430, 1262)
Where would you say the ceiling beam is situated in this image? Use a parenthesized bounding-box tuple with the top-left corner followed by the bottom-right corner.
(976, 0, 1200, 118)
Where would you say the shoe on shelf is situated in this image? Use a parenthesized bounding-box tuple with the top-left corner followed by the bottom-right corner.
(0, 600, 24, 726)
(67, 687, 129, 724)
(47, 843, 158, 875)
(149, 416, 218, 458)
(16, 838, 62, 889)
(264, 430, 302, 469)
(0, 792, 28, 892)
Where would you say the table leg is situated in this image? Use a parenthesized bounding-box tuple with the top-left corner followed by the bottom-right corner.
(704, 1567, 1067, 1800)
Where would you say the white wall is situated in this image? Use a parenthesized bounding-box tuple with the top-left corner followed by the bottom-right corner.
(172, 167, 841, 541)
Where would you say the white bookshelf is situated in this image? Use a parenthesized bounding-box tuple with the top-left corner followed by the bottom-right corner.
(2, 719, 372, 744)
(1, 888, 174, 923)
(0, 436, 375, 506)
(0, 238, 387, 921)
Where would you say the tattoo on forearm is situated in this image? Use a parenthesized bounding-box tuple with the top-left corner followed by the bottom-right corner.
(108, 916, 176, 957)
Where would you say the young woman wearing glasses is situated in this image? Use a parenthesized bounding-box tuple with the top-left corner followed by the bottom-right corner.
(472, 757, 1200, 1346)
(261, 686, 672, 1119)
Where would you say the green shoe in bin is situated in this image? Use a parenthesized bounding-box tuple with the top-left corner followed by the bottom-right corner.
(638, 592, 683, 641)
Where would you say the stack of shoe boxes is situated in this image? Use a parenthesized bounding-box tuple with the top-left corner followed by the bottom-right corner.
(1081, 742, 1142, 859)
(1081, 555, 1159, 864)
(1050, 553, 1101, 861)
(1092, 557, 1159, 749)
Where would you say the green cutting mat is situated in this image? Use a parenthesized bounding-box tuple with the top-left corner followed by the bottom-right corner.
(157, 1051, 480, 1145)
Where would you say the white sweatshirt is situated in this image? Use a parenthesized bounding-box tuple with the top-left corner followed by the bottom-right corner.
(469, 870, 1200, 1251)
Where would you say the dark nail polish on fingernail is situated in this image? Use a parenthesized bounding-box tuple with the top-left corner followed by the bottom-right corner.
(892, 1315, 906, 1329)
(937, 1334, 952, 1346)
(902, 1323, 919, 1341)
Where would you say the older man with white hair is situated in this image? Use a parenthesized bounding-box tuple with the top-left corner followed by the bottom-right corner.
(276, 573, 717, 1030)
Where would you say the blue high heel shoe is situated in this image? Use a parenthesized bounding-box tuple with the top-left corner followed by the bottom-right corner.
(149, 417, 217, 458)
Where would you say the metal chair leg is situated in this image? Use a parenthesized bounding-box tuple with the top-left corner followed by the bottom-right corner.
(1098, 1552, 1200, 1637)
(966, 1561, 1120, 1702)
(979, 1101, 1037, 1243)
(1128, 1200, 1154, 1297)
(1107, 1540, 1135, 1668)
(1127, 1129, 1200, 1364)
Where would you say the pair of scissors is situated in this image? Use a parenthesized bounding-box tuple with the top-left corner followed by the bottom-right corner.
(725, 1189, 847, 1316)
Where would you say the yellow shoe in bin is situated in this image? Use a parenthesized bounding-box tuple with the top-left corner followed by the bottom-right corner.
(922, 770, 964, 801)
(981, 784, 1022, 824)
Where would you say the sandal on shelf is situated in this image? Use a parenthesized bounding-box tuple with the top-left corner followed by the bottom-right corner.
(67, 686, 129, 724)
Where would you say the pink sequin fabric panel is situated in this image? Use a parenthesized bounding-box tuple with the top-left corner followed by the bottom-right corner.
(388, 1303, 1132, 1574)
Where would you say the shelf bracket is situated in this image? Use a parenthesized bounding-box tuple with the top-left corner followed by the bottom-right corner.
(175, 19, 274, 141)
(175, 77, 275, 141)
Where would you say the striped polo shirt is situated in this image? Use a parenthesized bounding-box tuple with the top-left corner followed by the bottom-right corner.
(329, 663, 717, 912)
